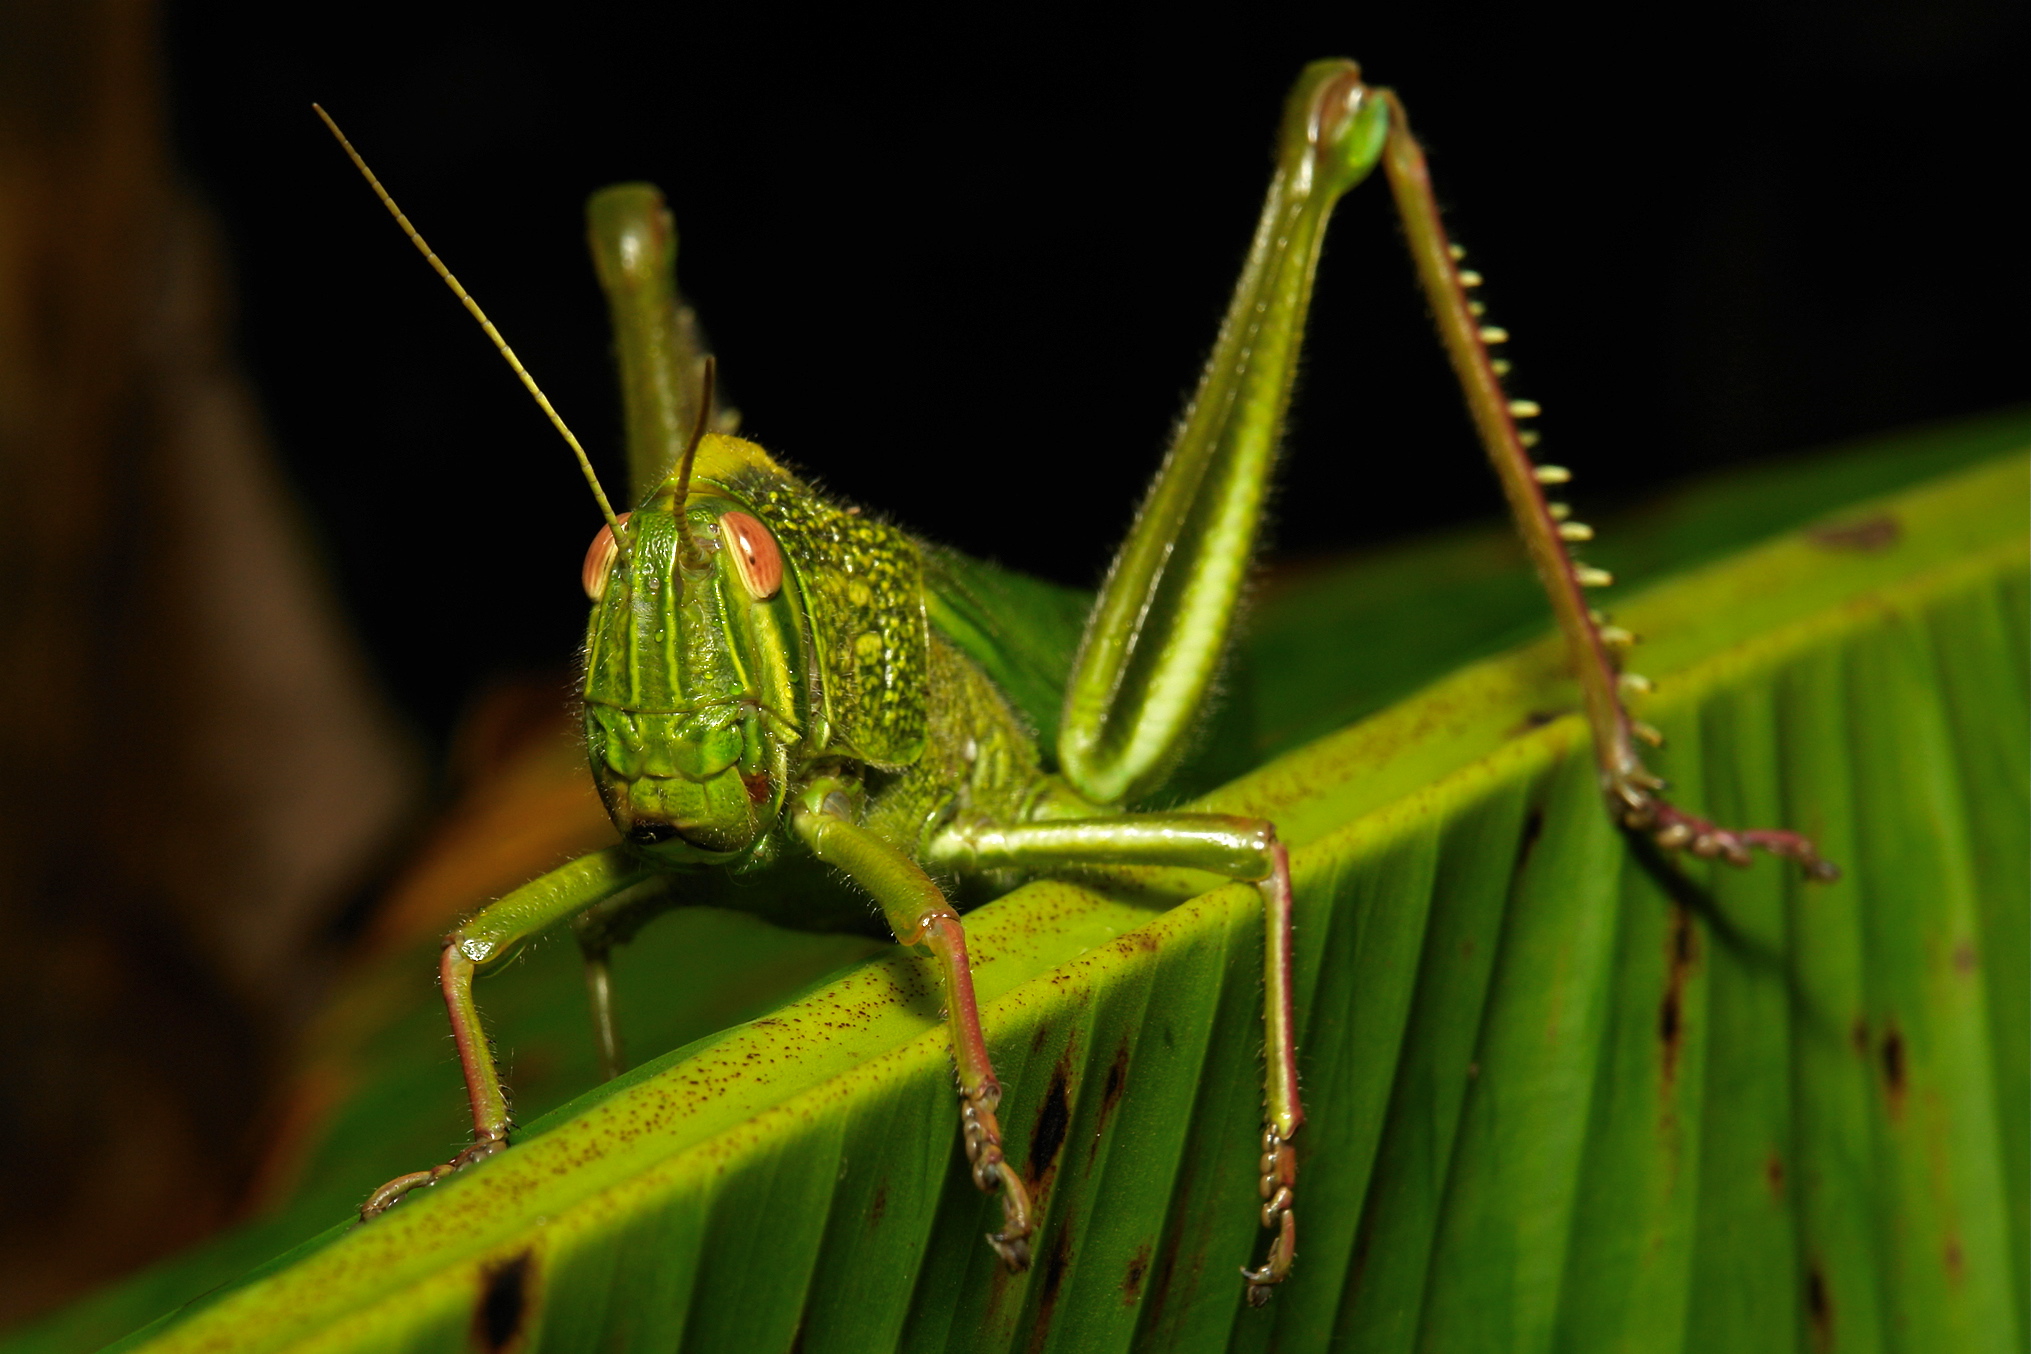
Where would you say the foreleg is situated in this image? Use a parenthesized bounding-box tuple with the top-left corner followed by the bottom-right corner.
(360, 846, 653, 1218)
(573, 918, 626, 1083)
(571, 878, 682, 1084)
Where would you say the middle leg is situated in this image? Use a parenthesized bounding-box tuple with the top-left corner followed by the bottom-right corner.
(927, 812, 1302, 1304)
(792, 801, 1036, 1270)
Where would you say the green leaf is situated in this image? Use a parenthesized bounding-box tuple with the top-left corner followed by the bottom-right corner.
(11, 415, 2026, 1354)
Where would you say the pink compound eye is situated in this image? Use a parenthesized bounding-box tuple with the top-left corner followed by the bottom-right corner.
(718, 511, 782, 600)
(581, 512, 631, 600)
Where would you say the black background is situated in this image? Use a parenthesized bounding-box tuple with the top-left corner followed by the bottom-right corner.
(164, 1, 2026, 757)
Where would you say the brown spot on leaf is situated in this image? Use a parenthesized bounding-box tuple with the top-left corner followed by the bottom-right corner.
(1101, 1045, 1128, 1118)
(1347, 1225, 1374, 1294)
(1765, 1152, 1785, 1199)
(1028, 1066, 1071, 1186)
(1027, 1224, 1075, 1353)
(868, 1181, 887, 1227)
(1514, 808, 1546, 875)
(1660, 904, 1697, 1088)
(1945, 1234, 1965, 1284)
(1850, 1016, 1870, 1056)
(1807, 1263, 1833, 1352)
(1088, 1046, 1132, 1165)
(473, 1252, 533, 1354)
(1809, 514, 1901, 552)
(1122, 1244, 1151, 1304)
(1141, 1167, 1206, 1336)
(1954, 941, 1978, 975)
(986, 1237, 1019, 1312)
(1881, 1024, 1907, 1117)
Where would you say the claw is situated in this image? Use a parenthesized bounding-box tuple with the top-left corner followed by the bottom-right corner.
(1618, 780, 1839, 881)
(359, 1168, 439, 1220)
(1240, 1128, 1298, 1303)
(986, 1161, 1034, 1270)
(1241, 1210, 1297, 1307)
(358, 1131, 507, 1220)
(960, 1084, 1033, 1270)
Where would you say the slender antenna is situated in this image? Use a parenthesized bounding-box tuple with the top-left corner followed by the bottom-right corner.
(669, 354, 716, 511)
(312, 104, 630, 554)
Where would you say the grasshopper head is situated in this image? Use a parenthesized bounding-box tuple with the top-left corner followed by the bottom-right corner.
(578, 449, 799, 861)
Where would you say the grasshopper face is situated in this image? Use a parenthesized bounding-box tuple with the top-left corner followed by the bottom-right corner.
(580, 483, 798, 861)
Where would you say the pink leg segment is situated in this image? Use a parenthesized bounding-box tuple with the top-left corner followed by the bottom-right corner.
(915, 911, 1036, 1270)
(1243, 839, 1300, 1304)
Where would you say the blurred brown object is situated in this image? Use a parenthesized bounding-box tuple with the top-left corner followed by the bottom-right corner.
(360, 675, 612, 961)
(0, 0, 418, 1323)
(243, 673, 616, 1215)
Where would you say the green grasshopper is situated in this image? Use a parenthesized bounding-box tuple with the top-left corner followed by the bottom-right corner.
(316, 58, 1831, 1306)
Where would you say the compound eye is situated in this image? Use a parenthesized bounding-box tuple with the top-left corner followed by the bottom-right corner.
(581, 512, 631, 601)
(718, 511, 782, 600)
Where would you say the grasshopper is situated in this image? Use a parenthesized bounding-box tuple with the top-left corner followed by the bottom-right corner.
(317, 58, 1831, 1305)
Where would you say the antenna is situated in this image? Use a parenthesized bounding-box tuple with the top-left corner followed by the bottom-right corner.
(669, 354, 716, 511)
(311, 104, 630, 555)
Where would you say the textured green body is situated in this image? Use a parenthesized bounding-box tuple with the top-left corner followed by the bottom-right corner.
(580, 430, 1071, 925)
